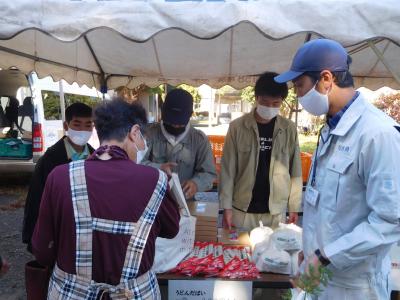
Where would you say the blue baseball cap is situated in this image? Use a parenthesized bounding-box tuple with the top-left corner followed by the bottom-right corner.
(275, 39, 350, 83)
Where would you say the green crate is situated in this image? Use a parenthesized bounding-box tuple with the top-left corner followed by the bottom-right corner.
(0, 138, 32, 158)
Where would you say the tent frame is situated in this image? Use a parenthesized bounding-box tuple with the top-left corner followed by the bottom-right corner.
(1, 32, 399, 96)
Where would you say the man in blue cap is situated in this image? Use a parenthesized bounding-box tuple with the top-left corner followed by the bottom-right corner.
(142, 88, 216, 199)
(275, 39, 400, 299)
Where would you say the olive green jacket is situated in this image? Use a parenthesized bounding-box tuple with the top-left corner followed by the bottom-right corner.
(219, 111, 302, 214)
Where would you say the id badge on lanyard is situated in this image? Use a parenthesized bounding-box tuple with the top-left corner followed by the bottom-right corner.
(305, 186, 319, 207)
(306, 127, 330, 207)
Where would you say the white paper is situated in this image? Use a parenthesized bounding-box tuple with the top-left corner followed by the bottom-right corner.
(169, 173, 190, 216)
(391, 243, 400, 291)
(169, 280, 252, 300)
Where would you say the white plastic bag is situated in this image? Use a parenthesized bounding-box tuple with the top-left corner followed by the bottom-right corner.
(255, 242, 291, 274)
(271, 223, 302, 252)
(152, 215, 196, 273)
(249, 221, 273, 249)
(290, 250, 301, 276)
(252, 239, 270, 263)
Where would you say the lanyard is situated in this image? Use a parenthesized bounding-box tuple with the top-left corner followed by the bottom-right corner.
(311, 126, 332, 187)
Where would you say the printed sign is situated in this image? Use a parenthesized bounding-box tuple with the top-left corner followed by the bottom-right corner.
(169, 280, 252, 300)
(391, 242, 400, 291)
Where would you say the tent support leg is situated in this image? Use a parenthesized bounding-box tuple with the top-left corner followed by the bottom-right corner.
(367, 41, 400, 86)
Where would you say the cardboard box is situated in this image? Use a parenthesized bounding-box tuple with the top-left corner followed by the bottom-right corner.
(195, 235, 218, 242)
(187, 201, 219, 222)
(187, 201, 219, 242)
(196, 223, 217, 231)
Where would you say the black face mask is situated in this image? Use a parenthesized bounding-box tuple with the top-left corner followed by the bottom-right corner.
(164, 123, 186, 136)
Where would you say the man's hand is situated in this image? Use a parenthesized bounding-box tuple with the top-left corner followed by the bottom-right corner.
(288, 212, 299, 224)
(0, 258, 10, 277)
(181, 180, 198, 199)
(160, 162, 177, 177)
(223, 209, 233, 229)
(291, 253, 322, 289)
(305, 253, 322, 279)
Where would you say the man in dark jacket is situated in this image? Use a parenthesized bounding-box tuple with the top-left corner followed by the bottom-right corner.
(22, 102, 95, 251)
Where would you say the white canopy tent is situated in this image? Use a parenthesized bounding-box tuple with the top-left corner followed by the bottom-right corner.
(0, 0, 399, 91)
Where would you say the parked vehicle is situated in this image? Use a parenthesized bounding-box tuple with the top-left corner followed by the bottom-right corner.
(0, 69, 103, 174)
(218, 112, 231, 124)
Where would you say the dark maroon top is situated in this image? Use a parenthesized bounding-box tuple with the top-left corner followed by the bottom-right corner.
(32, 146, 180, 285)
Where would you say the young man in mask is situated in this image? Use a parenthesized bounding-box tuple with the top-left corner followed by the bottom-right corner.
(23, 102, 95, 251)
(275, 39, 400, 299)
(220, 72, 302, 231)
(142, 88, 216, 199)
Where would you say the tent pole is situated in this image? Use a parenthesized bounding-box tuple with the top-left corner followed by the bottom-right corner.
(367, 41, 400, 86)
(84, 36, 108, 98)
(60, 80, 66, 122)
(84, 36, 104, 76)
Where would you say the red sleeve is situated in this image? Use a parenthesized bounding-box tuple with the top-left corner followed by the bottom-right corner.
(157, 188, 180, 239)
(31, 171, 57, 266)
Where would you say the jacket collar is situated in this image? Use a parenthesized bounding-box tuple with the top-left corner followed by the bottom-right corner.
(244, 108, 289, 130)
(159, 123, 193, 145)
(330, 93, 366, 137)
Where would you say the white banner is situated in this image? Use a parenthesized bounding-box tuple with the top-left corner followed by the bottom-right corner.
(169, 280, 252, 300)
(391, 242, 400, 291)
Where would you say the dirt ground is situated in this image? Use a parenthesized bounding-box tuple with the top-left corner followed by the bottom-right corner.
(0, 175, 33, 300)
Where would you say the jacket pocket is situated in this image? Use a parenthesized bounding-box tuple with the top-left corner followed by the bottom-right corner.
(234, 143, 255, 195)
(324, 156, 354, 211)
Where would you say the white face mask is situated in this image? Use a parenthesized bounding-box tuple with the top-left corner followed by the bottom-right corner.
(256, 104, 280, 120)
(134, 131, 148, 164)
(298, 83, 329, 116)
(67, 128, 92, 146)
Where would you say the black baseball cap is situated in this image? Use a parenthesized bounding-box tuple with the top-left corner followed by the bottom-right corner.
(162, 89, 193, 125)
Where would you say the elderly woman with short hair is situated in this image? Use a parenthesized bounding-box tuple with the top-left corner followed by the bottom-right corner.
(32, 99, 180, 300)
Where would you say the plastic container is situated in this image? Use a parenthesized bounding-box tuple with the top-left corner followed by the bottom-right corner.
(207, 135, 225, 185)
(0, 138, 32, 158)
(300, 152, 312, 183)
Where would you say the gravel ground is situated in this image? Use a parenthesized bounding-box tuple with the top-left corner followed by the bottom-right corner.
(0, 175, 33, 300)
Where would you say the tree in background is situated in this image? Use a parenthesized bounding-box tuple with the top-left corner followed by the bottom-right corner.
(42, 91, 99, 120)
(147, 85, 165, 102)
(374, 92, 400, 123)
(65, 94, 98, 108)
(177, 84, 201, 111)
(280, 88, 298, 120)
(240, 86, 255, 104)
(115, 85, 148, 103)
(42, 91, 61, 120)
